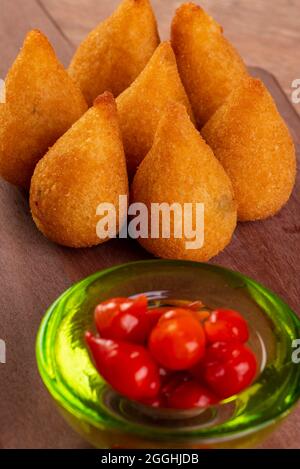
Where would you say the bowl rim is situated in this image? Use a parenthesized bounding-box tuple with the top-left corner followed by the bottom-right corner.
(36, 259, 300, 443)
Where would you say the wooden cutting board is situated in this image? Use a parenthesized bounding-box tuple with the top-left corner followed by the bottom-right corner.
(0, 65, 299, 450)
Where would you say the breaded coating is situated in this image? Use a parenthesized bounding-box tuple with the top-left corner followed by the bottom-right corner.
(69, 0, 160, 106)
(171, 2, 248, 127)
(132, 102, 237, 261)
(117, 41, 195, 178)
(202, 77, 296, 221)
(0, 30, 87, 189)
(30, 92, 128, 248)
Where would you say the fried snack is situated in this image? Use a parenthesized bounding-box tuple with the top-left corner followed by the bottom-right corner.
(116, 41, 195, 178)
(0, 30, 87, 189)
(171, 2, 248, 127)
(202, 77, 296, 221)
(132, 101, 237, 261)
(30, 92, 128, 248)
(69, 0, 160, 106)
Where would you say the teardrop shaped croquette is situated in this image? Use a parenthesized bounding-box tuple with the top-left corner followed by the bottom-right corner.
(202, 77, 296, 221)
(117, 41, 195, 178)
(69, 0, 160, 106)
(171, 3, 248, 127)
(132, 101, 237, 261)
(30, 92, 128, 247)
(0, 30, 87, 188)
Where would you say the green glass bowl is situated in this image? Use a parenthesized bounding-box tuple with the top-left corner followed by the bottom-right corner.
(36, 260, 300, 449)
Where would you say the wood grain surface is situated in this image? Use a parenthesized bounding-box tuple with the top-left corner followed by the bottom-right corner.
(0, 0, 299, 449)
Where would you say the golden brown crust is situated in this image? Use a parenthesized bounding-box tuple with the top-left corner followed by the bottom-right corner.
(69, 0, 160, 106)
(202, 77, 296, 221)
(171, 2, 248, 127)
(30, 92, 128, 247)
(132, 101, 237, 261)
(116, 41, 195, 178)
(0, 30, 87, 188)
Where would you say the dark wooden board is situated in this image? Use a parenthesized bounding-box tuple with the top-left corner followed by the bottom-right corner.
(0, 1, 299, 449)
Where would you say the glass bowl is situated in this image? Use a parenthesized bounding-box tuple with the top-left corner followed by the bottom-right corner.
(36, 260, 300, 449)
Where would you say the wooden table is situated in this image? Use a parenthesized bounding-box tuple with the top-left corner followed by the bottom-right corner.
(0, 0, 299, 449)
